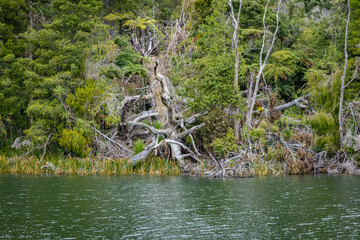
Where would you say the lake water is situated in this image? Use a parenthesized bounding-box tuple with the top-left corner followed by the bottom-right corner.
(0, 174, 359, 239)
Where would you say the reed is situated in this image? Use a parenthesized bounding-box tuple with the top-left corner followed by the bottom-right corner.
(252, 161, 271, 176)
(0, 156, 181, 176)
(251, 160, 284, 176)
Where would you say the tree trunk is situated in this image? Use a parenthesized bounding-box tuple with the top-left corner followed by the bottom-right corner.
(228, 0, 243, 140)
(339, 0, 350, 148)
(127, 58, 205, 166)
(245, 0, 281, 128)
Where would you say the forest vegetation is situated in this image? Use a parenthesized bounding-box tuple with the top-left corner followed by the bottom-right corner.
(0, 0, 360, 176)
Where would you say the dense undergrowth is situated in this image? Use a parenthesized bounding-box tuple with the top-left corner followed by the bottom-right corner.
(1, 0, 360, 177)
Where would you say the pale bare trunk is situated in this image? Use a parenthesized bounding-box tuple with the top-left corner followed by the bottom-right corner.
(339, 0, 350, 148)
(246, 0, 281, 128)
(228, 0, 242, 140)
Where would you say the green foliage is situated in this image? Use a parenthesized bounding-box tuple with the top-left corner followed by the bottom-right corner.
(122, 61, 148, 78)
(104, 12, 134, 22)
(308, 112, 337, 135)
(266, 51, 297, 80)
(350, 0, 360, 55)
(307, 112, 339, 149)
(239, 0, 265, 28)
(133, 139, 144, 155)
(174, 3, 240, 109)
(265, 50, 300, 98)
(200, 109, 233, 150)
(0, 0, 28, 36)
(193, 0, 213, 27)
(153, 121, 162, 130)
(210, 129, 238, 158)
(282, 129, 293, 140)
(182, 54, 237, 110)
(50, 0, 101, 38)
(124, 17, 157, 30)
(0, 0, 111, 154)
(140, 120, 162, 130)
(306, 68, 341, 113)
(59, 128, 91, 157)
(0, 0, 359, 161)
(250, 126, 266, 142)
(66, 80, 104, 119)
(114, 36, 146, 77)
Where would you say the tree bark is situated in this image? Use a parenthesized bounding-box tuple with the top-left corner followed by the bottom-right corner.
(228, 0, 243, 141)
(126, 58, 205, 166)
(339, 0, 350, 149)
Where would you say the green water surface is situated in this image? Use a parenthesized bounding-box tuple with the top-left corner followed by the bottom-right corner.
(0, 174, 359, 239)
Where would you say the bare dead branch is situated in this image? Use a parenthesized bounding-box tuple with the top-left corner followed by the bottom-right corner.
(131, 141, 156, 166)
(176, 123, 205, 139)
(39, 133, 53, 163)
(153, 139, 203, 163)
(183, 111, 208, 124)
(88, 125, 133, 154)
(274, 95, 310, 111)
(130, 110, 159, 122)
(128, 121, 169, 135)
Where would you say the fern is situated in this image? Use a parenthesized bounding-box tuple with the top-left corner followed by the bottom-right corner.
(133, 139, 144, 155)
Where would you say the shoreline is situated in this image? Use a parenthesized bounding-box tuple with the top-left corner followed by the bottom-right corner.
(1, 156, 358, 177)
(0, 156, 181, 176)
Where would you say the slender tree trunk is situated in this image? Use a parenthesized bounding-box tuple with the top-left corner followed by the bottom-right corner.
(245, 0, 281, 128)
(339, 0, 350, 148)
(228, 0, 242, 140)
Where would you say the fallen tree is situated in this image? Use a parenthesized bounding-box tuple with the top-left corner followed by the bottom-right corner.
(123, 59, 206, 166)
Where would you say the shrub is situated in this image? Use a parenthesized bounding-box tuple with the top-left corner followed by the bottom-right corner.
(210, 129, 238, 158)
(307, 112, 339, 150)
(200, 109, 232, 149)
(59, 129, 91, 157)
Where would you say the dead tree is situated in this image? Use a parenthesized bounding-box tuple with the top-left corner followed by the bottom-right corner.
(125, 59, 205, 167)
(245, 0, 282, 128)
(228, 0, 243, 141)
(339, 0, 350, 148)
(127, 18, 160, 56)
(165, 0, 194, 64)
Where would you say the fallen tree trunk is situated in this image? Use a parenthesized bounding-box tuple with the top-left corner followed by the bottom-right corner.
(131, 140, 156, 166)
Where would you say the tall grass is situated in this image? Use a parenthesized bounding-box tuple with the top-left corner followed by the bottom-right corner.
(0, 156, 181, 176)
(251, 160, 284, 176)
